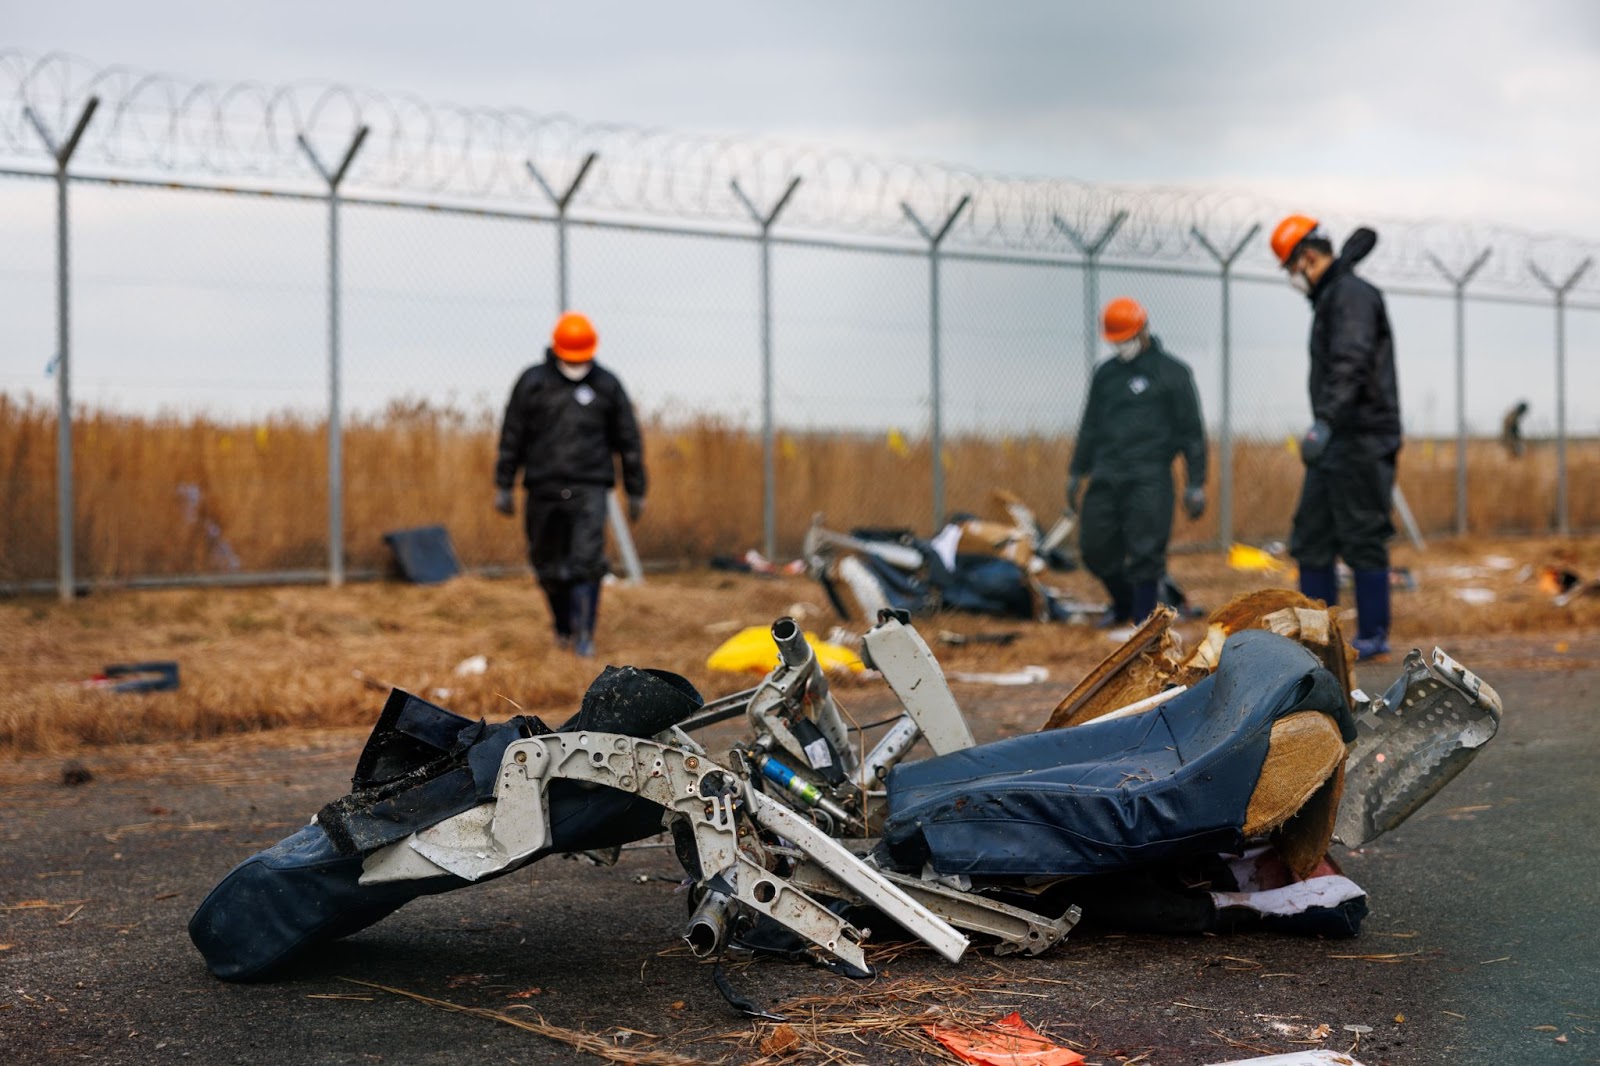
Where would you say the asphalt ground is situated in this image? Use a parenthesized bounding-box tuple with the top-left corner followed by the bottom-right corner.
(2, 643, 1597, 1066)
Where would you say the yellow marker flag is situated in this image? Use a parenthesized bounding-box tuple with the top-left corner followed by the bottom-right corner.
(887, 428, 910, 458)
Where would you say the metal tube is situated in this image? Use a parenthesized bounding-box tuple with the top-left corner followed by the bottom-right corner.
(731, 176, 800, 562)
(771, 615, 809, 667)
(685, 890, 734, 957)
(328, 186, 344, 587)
(1191, 224, 1260, 550)
(761, 233, 775, 558)
(931, 245, 944, 525)
(901, 196, 970, 528)
(1557, 292, 1567, 533)
(1528, 256, 1591, 536)
(24, 98, 99, 603)
(1427, 249, 1491, 537)
(297, 127, 369, 588)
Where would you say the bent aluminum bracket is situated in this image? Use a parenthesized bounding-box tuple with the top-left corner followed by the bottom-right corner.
(362, 731, 963, 972)
(788, 858, 1076, 957)
(1333, 646, 1502, 848)
(861, 616, 975, 757)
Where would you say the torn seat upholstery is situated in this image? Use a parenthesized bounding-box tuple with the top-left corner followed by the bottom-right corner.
(189, 667, 701, 981)
(877, 631, 1355, 880)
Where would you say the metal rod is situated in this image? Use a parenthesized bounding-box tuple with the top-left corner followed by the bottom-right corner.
(527, 152, 597, 313)
(1191, 224, 1261, 550)
(1053, 212, 1128, 393)
(1426, 248, 1492, 537)
(733, 175, 802, 562)
(24, 97, 99, 603)
(902, 195, 971, 527)
(297, 125, 370, 589)
(1528, 257, 1593, 536)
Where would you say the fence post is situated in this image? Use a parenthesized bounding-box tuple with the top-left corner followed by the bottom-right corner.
(1190, 223, 1261, 550)
(526, 152, 597, 313)
(297, 125, 370, 589)
(1052, 212, 1128, 394)
(901, 195, 971, 529)
(24, 97, 99, 604)
(527, 153, 643, 583)
(1426, 248, 1493, 536)
(732, 176, 802, 561)
(1528, 256, 1594, 535)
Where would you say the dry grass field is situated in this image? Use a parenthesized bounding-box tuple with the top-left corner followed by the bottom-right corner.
(2, 533, 1594, 759)
(3, 396, 1599, 582)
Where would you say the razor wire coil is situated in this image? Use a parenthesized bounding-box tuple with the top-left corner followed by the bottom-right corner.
(2, 49, 1595, 295)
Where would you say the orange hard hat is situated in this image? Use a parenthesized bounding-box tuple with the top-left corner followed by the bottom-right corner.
(1101, 297, 1148, 343)
(551, 312, 598, 362)
(1270, 214, 1320, 266)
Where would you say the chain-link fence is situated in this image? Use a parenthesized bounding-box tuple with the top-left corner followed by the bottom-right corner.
(4, 52, 1599, 593)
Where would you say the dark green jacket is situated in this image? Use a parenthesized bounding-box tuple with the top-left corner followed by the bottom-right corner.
(1068, 336, 1206, 488)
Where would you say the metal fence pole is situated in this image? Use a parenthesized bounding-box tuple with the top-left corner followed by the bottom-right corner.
(901, 195, 971, 528)
(1528, 256, 1594, 535)
(1426, 248, 1493, 536)
(527, 153, 644, 584)
(1191, 223, 1261, 550)
(297, 126, 370, 588)
(526, 153, 597, 313)
(23, 97, 99, 604)
(1052, 212, 1128, 393)
(732, 176, 802, 561)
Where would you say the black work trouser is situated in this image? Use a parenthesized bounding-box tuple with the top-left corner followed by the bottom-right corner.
(523, 485, 610, 584)
(1290, 434, 1399, 573)
(1079, 471, 1174, 587)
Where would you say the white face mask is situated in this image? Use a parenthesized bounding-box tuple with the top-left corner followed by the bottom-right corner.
(1289, 269, 1313, 296)
(1113, 338, 1144, 361)
(556, 359, 591, 381)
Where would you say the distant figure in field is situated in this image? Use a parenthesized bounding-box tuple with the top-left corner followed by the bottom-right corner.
(1501, 401, 1528, 459)
(495, 312, 647, 658)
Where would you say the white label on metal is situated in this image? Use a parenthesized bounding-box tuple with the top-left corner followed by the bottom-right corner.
(804, 738, 832, 769)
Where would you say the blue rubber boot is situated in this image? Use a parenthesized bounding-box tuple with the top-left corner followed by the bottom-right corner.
(1298, 565, 1339, 608)
(1130, 580, 1160, 623)
(568, 582, 600, 658)
(1351, 568, 1392, 660)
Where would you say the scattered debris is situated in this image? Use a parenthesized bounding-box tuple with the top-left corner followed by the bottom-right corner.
(925, 1011, 1086, 1066)
(709, 549, 807, 577)
(938, 630, 1022, 647)
(382, 525, 462, 585)
(453, 655, 488, 677)
(705, 624, 862, 674)
(1228, 543, 1287, 573)
(1453, 587, 1496, 606)
(947, 665, 1049, 686)
(60, 761, 94, 787)
(1206, 1053, 1367, 1066)
(82, 661, 180, 694)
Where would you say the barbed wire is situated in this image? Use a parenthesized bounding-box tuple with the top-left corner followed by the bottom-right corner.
(2, 49, 1595, 295)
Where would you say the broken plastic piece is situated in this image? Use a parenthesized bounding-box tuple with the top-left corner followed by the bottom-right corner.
(925, 1011, 1085, 1066)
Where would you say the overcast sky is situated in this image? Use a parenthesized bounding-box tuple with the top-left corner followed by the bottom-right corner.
(4, 1, 1599, 448)
(8, 0, 1600, 235)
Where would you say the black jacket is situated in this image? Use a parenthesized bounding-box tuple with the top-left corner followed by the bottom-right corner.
(1069, 335, 1207, 487)
(1305, 229, 1401, 438)
(495, 351, 647, 497)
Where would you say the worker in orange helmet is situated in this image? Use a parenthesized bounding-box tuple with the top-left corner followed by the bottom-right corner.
(1271, 215, 1400, 659)
(1067, 297, 1207, 629)
(495, 312, 646, 658)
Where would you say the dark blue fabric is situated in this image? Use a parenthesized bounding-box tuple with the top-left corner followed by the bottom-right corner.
(192, 668, 703, 981)
(879, 631, 1350, 878)
(1353, 568, 1391, 641)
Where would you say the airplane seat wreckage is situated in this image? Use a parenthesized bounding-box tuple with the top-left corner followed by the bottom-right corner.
(191, 592, 1501, 1000)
